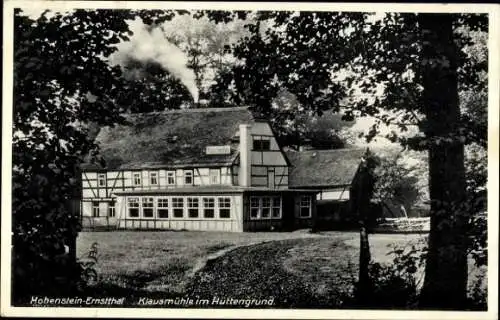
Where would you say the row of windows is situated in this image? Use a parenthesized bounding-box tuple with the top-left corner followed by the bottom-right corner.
(246, 196, 311, 219)
(127, 197, 232, 219)
(250, 196, 282, 219)
(97, 169, 223, 187)
(91, 196, 311, 219)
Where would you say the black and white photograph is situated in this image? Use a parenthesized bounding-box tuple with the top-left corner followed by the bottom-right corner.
(1, 1, 498, 319)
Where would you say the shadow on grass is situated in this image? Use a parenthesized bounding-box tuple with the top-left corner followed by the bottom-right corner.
(184, 238, 355, 309)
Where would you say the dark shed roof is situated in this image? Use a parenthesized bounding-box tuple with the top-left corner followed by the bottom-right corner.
(82, 107, 255, 170)
(286, 148, 367, 188)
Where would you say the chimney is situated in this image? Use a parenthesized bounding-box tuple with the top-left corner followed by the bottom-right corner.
(239, 124, 252, 187)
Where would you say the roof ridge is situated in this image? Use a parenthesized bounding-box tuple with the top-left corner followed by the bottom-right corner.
(121, 106, 252, 117)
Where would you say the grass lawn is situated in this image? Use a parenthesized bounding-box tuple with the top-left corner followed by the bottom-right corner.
(76, 230, 327, 295)
(77, 230, 485, 308)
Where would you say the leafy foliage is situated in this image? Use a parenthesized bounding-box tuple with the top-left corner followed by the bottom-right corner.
(270, 90, 355, 149)
(204, 11, 487, 308)
(464, 145, 487, 267)
(346, 239, 426, 309)
(162, 14, 249, 99)
(117, 59, 192, 112)
(12, 8, 178, 303)
(466, 268, 487, 310)
(372, 151, 426, 214)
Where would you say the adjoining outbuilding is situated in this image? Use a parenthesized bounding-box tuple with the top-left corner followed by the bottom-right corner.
(286, 148, 369, 228)
(80, 107, 322, 232)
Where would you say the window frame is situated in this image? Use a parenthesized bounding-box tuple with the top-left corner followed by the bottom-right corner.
(250, 197, 260, 220)
(133, 172, 142, 186)
(271, 196, 282, 218)
(149, 171, 158, 185)
(128, 197, 140, 218)
(184, 170, 193, 185)
(218, 197, 231, 219)
(249, 196, 282, 220)
(166, 171, 176, 185)
(108, 202, 115, 217)
(203, 197, 215, 218)
(299, 195, 312, 218)
(187, 197, 200, 218)
(92, 201, 100, 217)
(261, 197, 272, 219)
(209, 168, 221, 185)
(172, 197, 184, 218)
(157, 197, 169, 219)
(142, 197, 154, 218)
(252, 139, 271, 151)
(97, 174, 106, 187)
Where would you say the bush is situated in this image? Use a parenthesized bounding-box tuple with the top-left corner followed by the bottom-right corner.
(361, 260, 419, 309)
(345, 240, 425, 309)
(466, 268, 487, 310)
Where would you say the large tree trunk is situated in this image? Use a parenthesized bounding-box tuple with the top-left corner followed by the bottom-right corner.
(418, 13, 468, 309)
(354, 151, 376, 306)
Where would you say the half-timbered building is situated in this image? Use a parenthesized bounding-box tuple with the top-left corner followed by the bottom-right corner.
(286, 148, 369, 226)
(80, 107, 318, 231)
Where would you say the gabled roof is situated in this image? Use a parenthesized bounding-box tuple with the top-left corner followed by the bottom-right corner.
(82, 107, 255, 170)
(286, 148, 367, 188)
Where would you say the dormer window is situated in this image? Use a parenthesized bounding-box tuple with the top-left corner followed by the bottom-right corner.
(209, 169, 220, 184)
(253, 139, 270, 151)
(133, 172, 141, 186)
(150, 172, 158, 185)
(184, 170, 193, 185)
(167, 171, 175, 185)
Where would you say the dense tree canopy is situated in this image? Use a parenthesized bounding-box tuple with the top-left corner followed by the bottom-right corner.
(11, 8, 488, 310)
(12, 8, 183, 302)
(204, 11, 488, 309)
(116, 59, 192, 112)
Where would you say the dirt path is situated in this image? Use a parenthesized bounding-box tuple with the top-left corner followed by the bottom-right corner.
(184, 238, 354, 308)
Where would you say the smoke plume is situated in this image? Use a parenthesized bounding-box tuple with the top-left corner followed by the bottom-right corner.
(112, 18, 199, 102)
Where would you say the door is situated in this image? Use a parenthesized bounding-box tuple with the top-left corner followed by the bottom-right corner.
(268, 169, 275, 189)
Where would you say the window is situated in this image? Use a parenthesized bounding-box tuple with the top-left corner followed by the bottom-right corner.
(157, 198, 169, 218)
(261, 197, 271, 218)
(272, 197, 281, 218)
(92, 201, 100, 217)
(253, 139, 270, 151)
(98, 174, 106, 187)
(219, 198, 231, 218)
(108, 202, 115, 217)
(128, 198, 139, 217)
(250, 197, 260, 219)
(167, 171, 175, 185)
(209, 169, 220, 184)
(150, 172, 158, 185)
(133, 172, 141, 186)
(187, 197, 199, 218)
(142, 197, 154, 218)
(172, 197, 184, 218)
(184, 170, 193, 185)
(249, 196, 281, 219)
(203, 198, 215, 218)
(300, 196, 312, 218)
